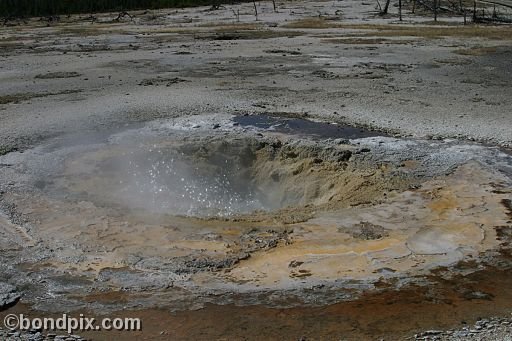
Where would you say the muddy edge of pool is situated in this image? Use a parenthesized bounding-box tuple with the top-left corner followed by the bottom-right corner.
(2, 254, 512, 340)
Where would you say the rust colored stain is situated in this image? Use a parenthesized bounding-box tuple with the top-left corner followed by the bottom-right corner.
(428, 190, 458, 216)
(3, 264, 512, 341)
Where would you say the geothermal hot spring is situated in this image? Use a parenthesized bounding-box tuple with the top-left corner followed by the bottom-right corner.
(40, 114, 382, 219)
(96, 142, 271, 217)
(0, 114, 511, 313)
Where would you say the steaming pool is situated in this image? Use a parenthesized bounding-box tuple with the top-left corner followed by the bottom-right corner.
(0, 113, 511, 312)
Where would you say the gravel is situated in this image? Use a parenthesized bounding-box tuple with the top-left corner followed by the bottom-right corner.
(0, 328, 85, 341)
(413, 316, 512, 340)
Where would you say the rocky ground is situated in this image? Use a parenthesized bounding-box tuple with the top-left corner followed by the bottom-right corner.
(1, 0, 512, 340)
(0, 328, 85, 341)
(414, 317, 512, 340)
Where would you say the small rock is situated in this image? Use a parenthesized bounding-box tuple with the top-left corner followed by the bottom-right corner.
(0, 282, 20, 309)
(333, 138, 349, 145)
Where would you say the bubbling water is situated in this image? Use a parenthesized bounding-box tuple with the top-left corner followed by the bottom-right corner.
(51, 135, 359, 218)
(115, 146, 267, 217)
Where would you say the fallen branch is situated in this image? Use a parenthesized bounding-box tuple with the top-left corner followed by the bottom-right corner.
(114, 11, 133, 22)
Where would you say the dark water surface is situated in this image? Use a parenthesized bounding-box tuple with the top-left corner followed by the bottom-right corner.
(234, 114, 385, 139)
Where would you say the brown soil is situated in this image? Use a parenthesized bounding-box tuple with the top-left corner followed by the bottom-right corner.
(3, 262, 512, 340)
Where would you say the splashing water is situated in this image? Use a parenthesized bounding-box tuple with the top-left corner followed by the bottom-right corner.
(116, 147, 266, 217)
